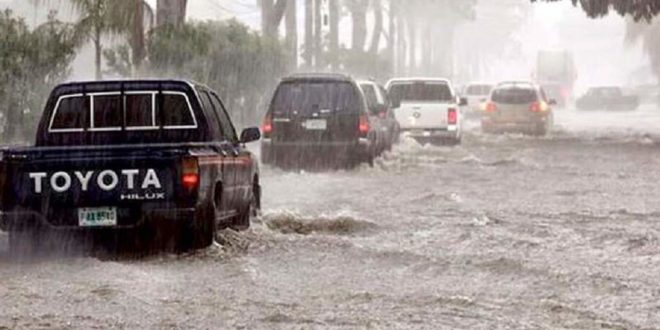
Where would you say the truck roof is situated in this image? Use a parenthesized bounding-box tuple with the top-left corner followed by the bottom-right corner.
(51, 79, 203, 97)
(385, 78, 453, 89)
(282, 73, 353, 82)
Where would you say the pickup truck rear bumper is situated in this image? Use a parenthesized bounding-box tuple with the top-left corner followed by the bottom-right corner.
(401, 127, 460, 140)
(0, 207, 195, 232)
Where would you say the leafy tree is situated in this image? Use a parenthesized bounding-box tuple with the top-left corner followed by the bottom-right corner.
(145, 20, 290, 126)
(532, 0, 660, 21)
(68, 0, 136, 80)
(0, 10, 77, 142)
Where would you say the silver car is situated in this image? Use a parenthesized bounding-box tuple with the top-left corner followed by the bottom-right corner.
(481, 81, 556, 136)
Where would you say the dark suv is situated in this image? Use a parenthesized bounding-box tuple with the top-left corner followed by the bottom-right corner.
(261, 74, 381, 168)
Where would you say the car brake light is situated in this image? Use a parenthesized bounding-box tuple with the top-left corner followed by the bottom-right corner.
(529, 101, 547, 113)
(359, 114, 370, 137)
(485, 102, 497, 113)
(261, 113, 273, 138)
(448, 108, 458, 125)
(181, 157, 199, 191)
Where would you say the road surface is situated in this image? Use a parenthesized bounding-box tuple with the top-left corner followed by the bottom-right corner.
(1, 106, 660, 329)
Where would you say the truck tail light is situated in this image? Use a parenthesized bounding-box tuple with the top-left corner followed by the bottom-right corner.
(447, 108, 458, 125)
(484, 102, 497, 113)
(261, 113, 273, 138)
(358, 113, 370, 137)
(181, 157, 199, 191)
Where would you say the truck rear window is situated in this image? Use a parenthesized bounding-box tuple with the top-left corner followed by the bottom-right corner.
(49, 92, 196, 133)
(50, 95, 88, 131)
(466, 85, 492, 96)
(389, 82, 453, 103)
(126, 94, 154, 128)
(93, 95, 122, 130)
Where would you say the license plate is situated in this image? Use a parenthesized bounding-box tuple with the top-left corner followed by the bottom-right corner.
(304, 119, 327, 130)
(410, 130, 426, 136)
(78, 207, 117, 227)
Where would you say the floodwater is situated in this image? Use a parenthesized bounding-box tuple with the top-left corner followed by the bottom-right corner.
(2, 106, 660, 329)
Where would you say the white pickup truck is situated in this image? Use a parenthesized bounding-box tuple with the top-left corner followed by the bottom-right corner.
(386, 78, 465, 145)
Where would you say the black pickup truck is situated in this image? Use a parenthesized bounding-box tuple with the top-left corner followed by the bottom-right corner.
(0, 80, 261, 253)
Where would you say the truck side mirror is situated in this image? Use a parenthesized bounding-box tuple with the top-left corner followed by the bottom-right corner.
(240, 127, 261, 144)
(459, 97, 468, 106)
(391, 98, 401, 109)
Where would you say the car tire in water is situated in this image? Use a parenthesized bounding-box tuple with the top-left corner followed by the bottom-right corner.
(175, 205, 216, 252)
(231, 180, 260, 231)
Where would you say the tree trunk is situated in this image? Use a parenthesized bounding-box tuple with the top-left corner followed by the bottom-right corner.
(261, 0, 275, 38)
(369, 0, 383, 55)
(131, 0, 146, 75)
(285, 0, 298, 65)
(407, 17, 417, 74)
(94, 26, 102, 80)
(350, 1, 367, 52)
(304, 0, 314, 68)
(329, 0, 339, 69)
(422, 22, 433, 74)
(388, 0, 396, 72)
(313, 0, 322, 68)
(396, 7, 406, 75)
(157, 0, 187, 27)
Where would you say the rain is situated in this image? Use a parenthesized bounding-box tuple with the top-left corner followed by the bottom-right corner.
(1, 0, 660, 328)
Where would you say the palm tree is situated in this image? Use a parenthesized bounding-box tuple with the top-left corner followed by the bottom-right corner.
(69, 0, 134, 80)
(157, 0, 188, 27)
(626, 19, 660, 81)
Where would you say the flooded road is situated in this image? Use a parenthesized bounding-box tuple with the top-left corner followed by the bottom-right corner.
(2, 107, 660, 329)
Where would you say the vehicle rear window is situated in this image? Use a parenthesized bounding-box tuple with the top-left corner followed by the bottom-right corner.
(126, 94, 154, 128)
(271, 81, 360, 115)
(492, 88, 538, 104)
(161, 93, 195, 127)
(51, 95, 88, 131)
(466, 85, 492, 95)
(389, 82, 453, 103)
(93, 94, 122, 129)
(49, 91, 196, 133)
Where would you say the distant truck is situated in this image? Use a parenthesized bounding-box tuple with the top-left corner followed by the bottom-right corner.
(576, 87, 640, 111)
(535, 50, 577, 108)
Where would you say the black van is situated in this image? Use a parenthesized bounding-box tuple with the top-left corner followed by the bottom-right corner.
(261, 74, 380, 168)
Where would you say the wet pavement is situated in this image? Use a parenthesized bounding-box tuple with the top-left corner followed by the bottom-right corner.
(2, 106, 660, 329)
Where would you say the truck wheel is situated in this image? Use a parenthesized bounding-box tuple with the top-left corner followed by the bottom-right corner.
(175, 205, 215, 252)
(231, 180, 260, 231)
(192, 207, 215, 250)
